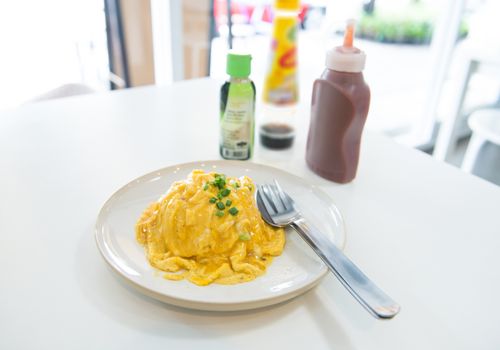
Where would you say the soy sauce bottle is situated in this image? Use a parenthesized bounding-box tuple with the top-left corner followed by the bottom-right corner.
(220, 52, 256, 160)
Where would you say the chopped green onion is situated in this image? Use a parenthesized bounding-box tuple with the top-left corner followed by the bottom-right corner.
(225, 199, 232, 206)
(247, 185, 253, 191)
(216, 202, 225, 210)
(215, 210, 224, 217)
(221, 188, 231, 197)
(209, 197, 217, 203)
(203, 184, 209, 191)
(239, 233, 251, 241)
(217, 192, 223, 199)
(213, 174, 226, 189)
(228, 207, 239, 216)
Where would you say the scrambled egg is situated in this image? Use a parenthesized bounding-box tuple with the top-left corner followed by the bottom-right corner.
(135, 170, 285, 286)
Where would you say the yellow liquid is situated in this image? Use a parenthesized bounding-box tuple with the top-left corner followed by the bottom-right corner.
(263, 15, 298, 105)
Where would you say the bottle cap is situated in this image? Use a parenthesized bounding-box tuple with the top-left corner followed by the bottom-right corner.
(274, 0, 300, 11)
(226, 52, 252, 77)
(326, 19, 366, 73)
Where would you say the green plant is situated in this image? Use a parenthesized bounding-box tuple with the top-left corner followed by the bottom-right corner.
(357, 2, 467, 45)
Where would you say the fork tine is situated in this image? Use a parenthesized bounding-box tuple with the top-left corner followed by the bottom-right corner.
(263, 184, 285, 213)
(283, 191, 295, 207)
(257, 185, 277, 215)
(280, 186, 296, 208)
(273, 179, 291, 211)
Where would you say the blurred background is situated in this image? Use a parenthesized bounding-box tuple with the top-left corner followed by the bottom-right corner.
(1, 0, 499, 184)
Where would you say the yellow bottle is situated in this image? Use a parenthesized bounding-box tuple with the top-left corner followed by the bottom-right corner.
(261, 0, 300, 149)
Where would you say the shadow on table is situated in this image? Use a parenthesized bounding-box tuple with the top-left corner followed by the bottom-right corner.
(75, 226, 355, 348)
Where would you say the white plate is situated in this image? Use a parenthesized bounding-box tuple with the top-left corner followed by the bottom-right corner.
(95, 160, 345, 311)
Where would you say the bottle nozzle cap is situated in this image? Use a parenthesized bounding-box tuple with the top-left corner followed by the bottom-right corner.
(343, 19, 355, 48)
(274, 0, 300, 11)
(326, 19, 366, 73)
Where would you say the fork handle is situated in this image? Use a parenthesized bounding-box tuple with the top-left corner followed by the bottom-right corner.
(291, 218, 400, 319)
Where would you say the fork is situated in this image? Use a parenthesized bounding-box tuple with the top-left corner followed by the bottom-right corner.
(257, 180, 400, 319)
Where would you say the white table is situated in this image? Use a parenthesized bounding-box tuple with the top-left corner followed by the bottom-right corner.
(1, 78, 499, 349)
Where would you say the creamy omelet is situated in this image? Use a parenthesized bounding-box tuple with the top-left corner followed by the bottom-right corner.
(135, 170, 285, 286)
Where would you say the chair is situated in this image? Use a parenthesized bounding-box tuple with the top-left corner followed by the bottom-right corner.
(433, 0, 500, 161)
(461, 108, 500, 185)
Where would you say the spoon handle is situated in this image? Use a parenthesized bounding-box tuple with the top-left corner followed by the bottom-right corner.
(291, 218, 400, 319)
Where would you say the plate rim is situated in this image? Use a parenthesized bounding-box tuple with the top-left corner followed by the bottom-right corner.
(95, 160, 346, 311)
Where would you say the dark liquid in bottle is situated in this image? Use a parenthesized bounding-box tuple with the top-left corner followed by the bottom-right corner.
(259, 123, 295, 149)
(219, 80, 256, 160)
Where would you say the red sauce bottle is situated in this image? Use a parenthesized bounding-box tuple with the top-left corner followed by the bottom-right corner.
(306, 20, 370, 183)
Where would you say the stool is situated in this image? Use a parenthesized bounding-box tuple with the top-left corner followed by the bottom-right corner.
(461, 108, 500, 185)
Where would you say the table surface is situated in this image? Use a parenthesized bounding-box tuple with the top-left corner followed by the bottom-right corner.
(1, 78, 499, 350)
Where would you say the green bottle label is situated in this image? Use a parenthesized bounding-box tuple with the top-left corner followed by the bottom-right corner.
(220, 81, 255, 160)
